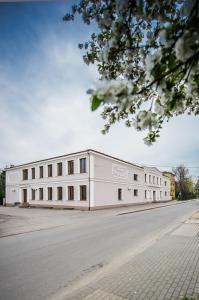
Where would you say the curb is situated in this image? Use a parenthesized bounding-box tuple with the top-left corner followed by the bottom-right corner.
(0, 224, 65, 239)
(117, 201, 185, 216)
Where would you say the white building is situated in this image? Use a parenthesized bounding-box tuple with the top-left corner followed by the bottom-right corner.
(5, 149, 171, 210)
(144, 167, 170, 202)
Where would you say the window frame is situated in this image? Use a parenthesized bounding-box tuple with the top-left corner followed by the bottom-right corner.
(48, 187, 53, 200)
(68, 160, 74, 175)
(39, 166, 44, 178)
(31, 168, 35, 180)
(68, 186, 74, 201)
(22, 169, 28, 180)
(48, 164, 53, 177)
(80, 158, 86, 174)
(57, 186, 63, 201)
(57, 162, 63, 176)
(80, 185, 87, 201)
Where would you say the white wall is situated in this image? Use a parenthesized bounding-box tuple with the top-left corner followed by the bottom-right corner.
(6, 151, 91, 209)
(6, 150, 171, 209)
(144, 167, 171, 202)
(92, 152, 146, 207)
(6, 169, 21, 205)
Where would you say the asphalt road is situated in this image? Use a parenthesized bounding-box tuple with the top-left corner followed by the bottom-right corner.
(0, 200, 198, 300)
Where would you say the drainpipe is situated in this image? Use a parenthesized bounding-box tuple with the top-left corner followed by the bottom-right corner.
(88, 151, 91, 211)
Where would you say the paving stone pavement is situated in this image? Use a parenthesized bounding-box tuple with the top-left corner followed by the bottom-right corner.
(65, 223, 199, 300)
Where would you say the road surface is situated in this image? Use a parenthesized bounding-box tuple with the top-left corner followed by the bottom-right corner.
(0, 200, 198, 300)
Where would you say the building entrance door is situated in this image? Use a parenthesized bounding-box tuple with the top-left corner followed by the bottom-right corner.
(23, 189, 27, 203)
(153, 191, 156, 202)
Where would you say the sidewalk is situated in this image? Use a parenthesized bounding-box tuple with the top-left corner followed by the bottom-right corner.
(63, 211, 199, 300)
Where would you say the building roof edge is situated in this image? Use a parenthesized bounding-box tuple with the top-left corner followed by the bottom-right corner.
(5, 149, 143, 171)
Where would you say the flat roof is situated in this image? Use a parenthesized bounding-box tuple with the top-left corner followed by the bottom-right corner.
(5, 149, 143, 170)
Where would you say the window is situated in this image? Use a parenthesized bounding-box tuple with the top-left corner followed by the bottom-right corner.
(68, 160, 74, 175)
(160, 191, 162, 198)
(57, 187, 63, 200)
(165, 181, 167, 186)
(157, 177, 159, 185)
(31, 189, 35, 200)
(160, 178, 162, 185)
(118, 188, 122, 200)
(165, 191, 167, 196)
(57, 162, 62, 176)
(39, 188, 43, 200)
(153, 176, 155, 184)
(145, 174, 147, 182)
(48, 164, 53, 177)
(134, 189, 138, 196)
(22, 169, 28, 180)
(145, 190, 147, 199)
(31, 168, 35, 179)
(39, 166, 44, 178)
(80, 158, 86, 173)
(149, 175, 151, 184)
(48, 187, 52, 200)
(68, 186, 74, 200)
(134, 174, 138, 181)
(80, 185, 87, 201)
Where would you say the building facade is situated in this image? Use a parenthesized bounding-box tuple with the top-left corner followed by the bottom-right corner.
(6, 149, 171, 210)
(163, 171, 176, 200)
(144, 167, 171, 202)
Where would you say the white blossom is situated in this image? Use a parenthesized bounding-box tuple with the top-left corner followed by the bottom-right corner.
(65, 0, 199, 144)
(94, 79, 133, 105)
(175, 30, 197, 62)
(145, 51, 162, 81)
(154, 101, 165, 115)
(134, 110, 158, 130)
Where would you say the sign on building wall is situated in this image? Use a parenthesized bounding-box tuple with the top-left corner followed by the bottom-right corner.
(112, 164, 129, 180)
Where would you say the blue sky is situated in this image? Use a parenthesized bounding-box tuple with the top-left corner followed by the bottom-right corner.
(0, 1, 199, 178)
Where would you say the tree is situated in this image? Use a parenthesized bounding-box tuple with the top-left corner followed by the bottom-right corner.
(195, 179, 199, 197)
(172, 165, 195, 200)
(64, 0, 199, 144)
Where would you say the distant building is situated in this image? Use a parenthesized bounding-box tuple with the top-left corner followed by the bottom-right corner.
(144, 167, 171, 202)
(163, 171, 176, 200)
(6, 149, 171, 210)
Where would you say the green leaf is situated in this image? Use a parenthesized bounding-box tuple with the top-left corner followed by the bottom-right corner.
(91, 95, 102, 111)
